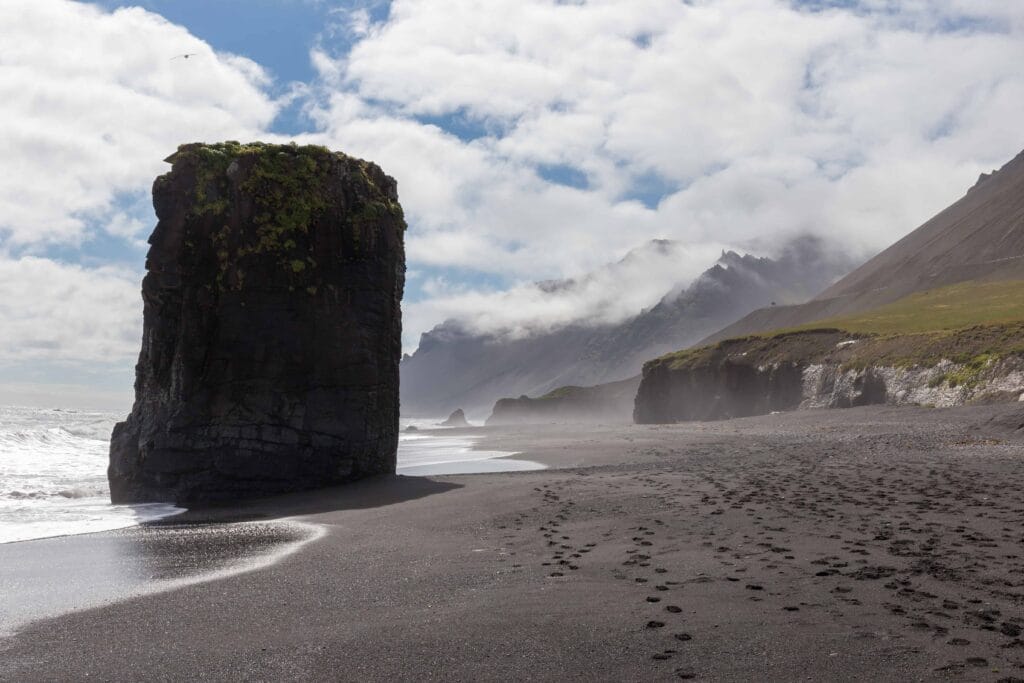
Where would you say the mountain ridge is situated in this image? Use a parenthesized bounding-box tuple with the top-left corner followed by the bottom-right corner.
(701, 148, 1024, 344)
(401, 236, 853, 416)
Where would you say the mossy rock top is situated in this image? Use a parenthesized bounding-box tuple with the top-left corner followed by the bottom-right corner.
(153, 141, 405, 293)
(161, 141, 404, 222)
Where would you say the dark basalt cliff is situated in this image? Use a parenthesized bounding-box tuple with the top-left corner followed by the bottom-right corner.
(634, 359, 807, 424)
(633, 329, 898, 424)
(109, 142, 406, 504)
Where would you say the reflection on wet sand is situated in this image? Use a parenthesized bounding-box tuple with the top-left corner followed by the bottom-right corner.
(0, 520, 321, 636)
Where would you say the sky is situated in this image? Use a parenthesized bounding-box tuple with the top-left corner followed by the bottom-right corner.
(1, 0, 1023, 410)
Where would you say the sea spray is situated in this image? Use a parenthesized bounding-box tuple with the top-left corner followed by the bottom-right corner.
(0, 409, 541, 545)
(0, 405, 183, 544)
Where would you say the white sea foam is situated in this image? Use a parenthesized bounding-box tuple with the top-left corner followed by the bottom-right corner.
(397, 417, 544, 476)
(0, 408, 540, 545)
(0, 405, 184, 544)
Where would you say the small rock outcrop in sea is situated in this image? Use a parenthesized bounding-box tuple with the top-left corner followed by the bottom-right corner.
(109, 142, 406, 504)
(438, 409, 470, 427)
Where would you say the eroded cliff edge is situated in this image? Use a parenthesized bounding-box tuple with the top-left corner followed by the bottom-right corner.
(109, 142, 406, 504)
(635, 326, 1024, 424)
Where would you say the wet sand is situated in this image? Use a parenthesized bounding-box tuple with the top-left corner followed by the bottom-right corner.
(0, 519, 321, 636)
(2, 404, 1024, 681)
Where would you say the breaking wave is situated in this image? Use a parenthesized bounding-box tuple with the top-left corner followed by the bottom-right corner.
(0, 405, 182, 544)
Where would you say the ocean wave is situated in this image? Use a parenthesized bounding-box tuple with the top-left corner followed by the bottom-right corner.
(3, 486, 105, 501)
(58, 486, 104, 499)
(5, 490, 49, 500)
(0, 426, 105, 449)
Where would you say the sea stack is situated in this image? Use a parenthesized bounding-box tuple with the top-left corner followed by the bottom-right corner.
(439, 409, 470, 427)
(109, 142, 406, 504)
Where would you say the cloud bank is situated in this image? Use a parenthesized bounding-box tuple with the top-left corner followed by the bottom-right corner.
(406, 239, 728, 342)
(0, 0, 283, 402)
(1, 0, 1024, 402)
(305, 0, 1024, 347)
(0, 0, 278, 247)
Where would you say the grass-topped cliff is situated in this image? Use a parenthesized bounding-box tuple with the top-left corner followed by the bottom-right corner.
(636, 280, 1024, 423)
(654, 280, 1024, 375)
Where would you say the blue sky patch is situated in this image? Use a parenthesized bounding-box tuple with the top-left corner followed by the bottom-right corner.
(414, 111, 495, 142)
(536, 164, 589, 190)
(619, 170, 680, 210)
(94, 0, 334, 85)
(37, 229, 147, 270)
(405, 265, 513, 303)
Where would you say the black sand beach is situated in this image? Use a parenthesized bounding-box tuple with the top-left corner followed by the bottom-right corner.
(3, 404, 1024, 681)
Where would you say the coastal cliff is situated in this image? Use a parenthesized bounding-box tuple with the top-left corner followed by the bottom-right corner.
(487, 376, 640, 425)
(109, 142, 406, 504)
(635, 325, 1024, 424)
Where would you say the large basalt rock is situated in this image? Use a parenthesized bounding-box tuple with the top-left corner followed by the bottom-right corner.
(109, 142, 406, 504)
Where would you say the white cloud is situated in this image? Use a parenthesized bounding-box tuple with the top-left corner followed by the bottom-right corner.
(3, 0, 1024, 373)
(0, 0, 291, 388)
(0, 256, 140, 363)
(301, 0, 1024, 350)
(403, 239, 730, 345)
(0, 0, 280, 246)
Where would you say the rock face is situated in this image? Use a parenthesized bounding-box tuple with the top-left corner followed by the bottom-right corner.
(635, 361, 805, 423)
(438, 409, 469, 427)
(109, 142, 406, 504)
(635, 328, 1024, 423)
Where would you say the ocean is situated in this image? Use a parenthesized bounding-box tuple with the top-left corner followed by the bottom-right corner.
(0, 406, 540, 545)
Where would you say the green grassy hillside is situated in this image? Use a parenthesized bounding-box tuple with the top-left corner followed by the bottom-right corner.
(649, 280, 1024, 380)
(787, 280, 1024, 335)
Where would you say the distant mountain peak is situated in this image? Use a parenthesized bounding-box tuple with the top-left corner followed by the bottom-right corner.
(701, 147, 1024, 345)
(402, 235, 854, 416)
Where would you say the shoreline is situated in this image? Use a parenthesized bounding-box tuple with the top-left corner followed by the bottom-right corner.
(0, 516, 324, 637)
(3, 403, 1023, 681)
(1, 423, 536, 547)
(396, 427, 546, 475)
(0, 502, 188, 547)
(0, 426, 542, 638)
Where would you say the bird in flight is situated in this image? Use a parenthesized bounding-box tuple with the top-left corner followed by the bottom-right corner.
(171, 53, 198, 60)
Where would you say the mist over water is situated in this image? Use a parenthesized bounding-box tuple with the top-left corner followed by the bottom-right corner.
(0, 408, 540, 544)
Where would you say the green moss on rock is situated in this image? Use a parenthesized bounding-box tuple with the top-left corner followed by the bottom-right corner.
(163, 141, 406, 292)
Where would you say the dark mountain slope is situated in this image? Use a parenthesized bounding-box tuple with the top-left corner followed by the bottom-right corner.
(703, 148, 1024, 344)
(401, 238, 852, 417)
